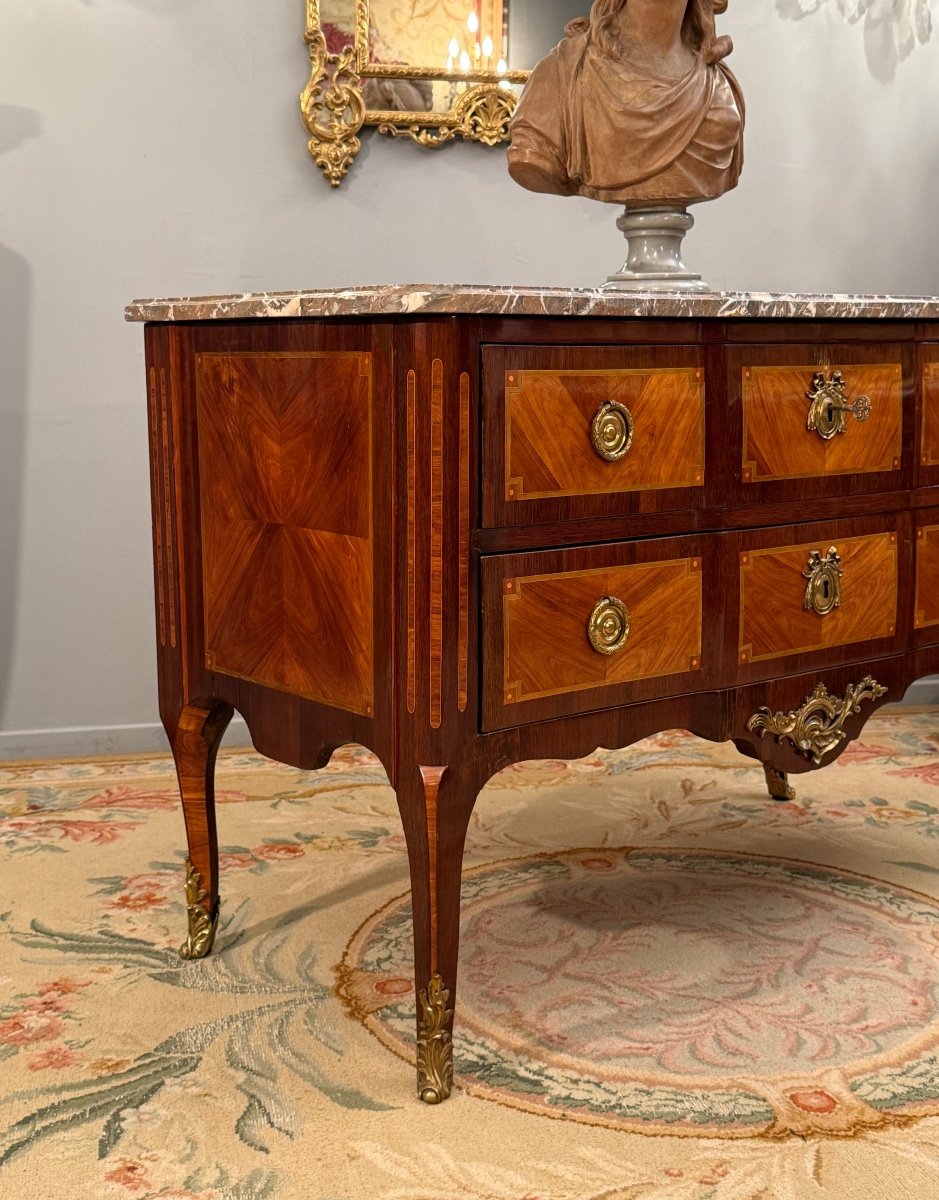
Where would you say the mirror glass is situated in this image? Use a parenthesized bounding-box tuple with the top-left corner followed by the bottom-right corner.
(305, 0, 592, 182)
(321, 1, 589, 69)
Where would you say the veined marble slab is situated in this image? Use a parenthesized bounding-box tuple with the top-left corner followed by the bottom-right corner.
(125, 285, 939, 323)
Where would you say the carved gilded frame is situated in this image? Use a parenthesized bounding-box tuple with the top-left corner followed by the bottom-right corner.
(301, 0, 529, 186)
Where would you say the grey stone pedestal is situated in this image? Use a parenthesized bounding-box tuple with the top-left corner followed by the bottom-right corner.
(605, 206, 710, 292)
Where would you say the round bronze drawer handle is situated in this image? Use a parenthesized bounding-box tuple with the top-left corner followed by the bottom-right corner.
(587, 595, 630, 655)
(803, 546, 843, 616)
(591, 400, 634, 462)
(806, 370, 872, 441)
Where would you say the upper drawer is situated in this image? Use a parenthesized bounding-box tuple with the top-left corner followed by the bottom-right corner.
(482, 345, 705, 527)
(730, 345, 908, 499)
(921, 350, 939, 485)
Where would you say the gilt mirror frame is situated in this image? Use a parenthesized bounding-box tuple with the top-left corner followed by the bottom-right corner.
(301, 0, 530, 186)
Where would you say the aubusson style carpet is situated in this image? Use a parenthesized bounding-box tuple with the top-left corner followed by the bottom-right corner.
(4, 711, 939, 1199)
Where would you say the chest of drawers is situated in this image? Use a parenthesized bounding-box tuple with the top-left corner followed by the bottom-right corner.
(126, 285, 939, 1104)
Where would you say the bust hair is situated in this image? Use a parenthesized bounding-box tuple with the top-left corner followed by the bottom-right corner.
(565, 0, 732, 65)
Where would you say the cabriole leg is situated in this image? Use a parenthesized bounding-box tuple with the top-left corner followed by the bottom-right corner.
(763, 763, 796, 802)
(396, 764, 477, 1104)
(170, 701, 234, 959)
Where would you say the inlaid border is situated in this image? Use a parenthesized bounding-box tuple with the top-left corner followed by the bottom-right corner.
(738, 531, 898, 664)
(505, 367, 705, 501)
(502, 557, 703, 705)
(741, 362, 903, 483)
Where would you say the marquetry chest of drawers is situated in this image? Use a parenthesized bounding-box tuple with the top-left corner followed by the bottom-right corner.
(127, 285, 939, 1104)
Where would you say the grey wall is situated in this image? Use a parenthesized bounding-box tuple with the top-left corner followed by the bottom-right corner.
(1, 2, 938, 758)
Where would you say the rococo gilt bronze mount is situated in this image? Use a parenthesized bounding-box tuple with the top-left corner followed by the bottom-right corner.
(301, 0, 529, 186)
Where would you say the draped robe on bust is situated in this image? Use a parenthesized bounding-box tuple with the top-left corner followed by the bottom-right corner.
(508, 29, 744, 206)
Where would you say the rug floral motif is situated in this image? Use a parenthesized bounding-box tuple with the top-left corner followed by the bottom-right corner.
(3, 714, 939, 1198)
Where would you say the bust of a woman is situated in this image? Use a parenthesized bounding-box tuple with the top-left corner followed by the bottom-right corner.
(507, 0, 744, 208)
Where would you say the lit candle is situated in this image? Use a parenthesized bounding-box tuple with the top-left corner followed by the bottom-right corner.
(467, 10, 479, 35)
(459, 48, 471, 71)
(448, 36, 460, 59)
(496, 57, 507, 75)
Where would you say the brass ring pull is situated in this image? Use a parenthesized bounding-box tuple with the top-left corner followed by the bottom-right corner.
(587, 596, 630, 655)
(591, 400, 634, 462)
(806, 371, 872, 441)
(803, 546, 843, 616)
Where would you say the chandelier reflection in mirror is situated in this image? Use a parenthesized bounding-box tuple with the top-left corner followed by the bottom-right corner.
(301, 1, 584, 186)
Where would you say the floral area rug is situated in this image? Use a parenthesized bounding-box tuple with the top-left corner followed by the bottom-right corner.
(3, 712, 939, 1199)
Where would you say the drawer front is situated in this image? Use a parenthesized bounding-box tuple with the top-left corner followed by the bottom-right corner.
(482, 345, 705, 527)
(922, 355, 939, 476)
(915, 519, 939, 642)
(736, 348, 904, 486)
(482, 536, 712, 731)
(738, 529, 898, 670)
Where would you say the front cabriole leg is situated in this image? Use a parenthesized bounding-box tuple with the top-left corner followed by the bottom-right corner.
(170, 700, 234, 959)
(397, 764, 477, 1104)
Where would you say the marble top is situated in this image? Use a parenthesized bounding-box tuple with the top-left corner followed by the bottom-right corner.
(124, 285, 939, 323)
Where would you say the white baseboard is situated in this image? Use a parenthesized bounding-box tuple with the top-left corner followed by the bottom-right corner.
(1, 684, 936, 762)
(0, 718, 252, 762)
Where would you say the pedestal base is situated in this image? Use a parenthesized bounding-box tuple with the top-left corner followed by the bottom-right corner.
(605, 206, 710, 293)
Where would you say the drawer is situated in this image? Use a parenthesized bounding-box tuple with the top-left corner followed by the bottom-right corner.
(915, 514, 939, 644)
(731, 344, 907, 494)
(921, 351, 939, 481)
(733, 518, 909, 683)
(481, 536, 715, 731)
(482, 345, 705, 527)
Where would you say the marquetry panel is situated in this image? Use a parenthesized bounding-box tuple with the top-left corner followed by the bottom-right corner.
(504, 367, 705, 501)
(739, 532, 897, 665)
(742, 361, 902, 482)
(923, 362, 939, 468)
(197, 351, 374, 716)
(915, 525, 939, 634)
(501, 557, 702, 705)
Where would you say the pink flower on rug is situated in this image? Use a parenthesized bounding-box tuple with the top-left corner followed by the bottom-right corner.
(889, 763, 939, 787)
(217, 851, 257, 870)
(75, 785, 247, 811)
(110, 887, 170, 911)
(253, 842, 305, 861)
(4, 817, 140, 845)
(104, 1160, 154, 1192)
(38, 977, 90, 997)
(0, 1009, 65, 1045)
(836, 742, 897, 765)
(106, 872, 174, 912)
(26, 1045, 82, 1071)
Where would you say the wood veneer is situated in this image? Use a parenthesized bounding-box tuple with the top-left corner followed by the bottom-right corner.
(915, 520, 939, 636)
(923, 359, 939, 469)
(196, 351, 374, 717)
(482, 344, 707, 527)
(738, 530, 898, 664)
(503, 365, 704, 500)
(741, 358, 902, 482)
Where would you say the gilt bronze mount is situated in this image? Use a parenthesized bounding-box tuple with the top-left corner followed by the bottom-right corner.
(416, 973, 454, 1104)
(803, 547, 843, 617)
(806, 371, 873, 441)
(179, 858, 219, 961)
(747, 677, 888, 766)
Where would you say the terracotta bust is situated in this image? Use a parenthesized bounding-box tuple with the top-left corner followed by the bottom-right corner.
(507, 0, 744, 208)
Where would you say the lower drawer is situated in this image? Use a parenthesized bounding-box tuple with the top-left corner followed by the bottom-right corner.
(481, 535, 715, 731)
(732, 516, 909, 683)
(915, 510, 939, 645)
